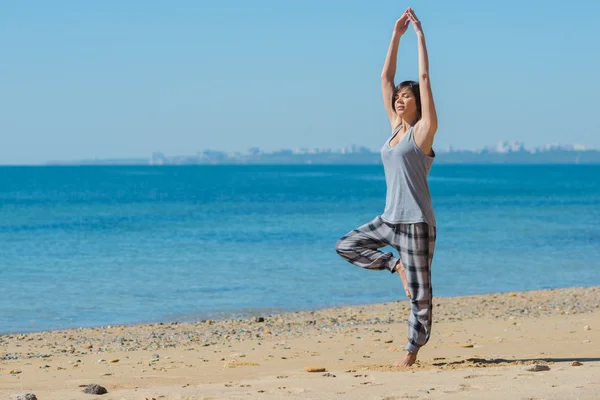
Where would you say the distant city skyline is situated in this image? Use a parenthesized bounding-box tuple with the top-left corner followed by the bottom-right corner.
(2, 1, 600, 165)
(173, 140, 597, 157)
(115, 140, 600, 159)
(41, 140, 600, 166)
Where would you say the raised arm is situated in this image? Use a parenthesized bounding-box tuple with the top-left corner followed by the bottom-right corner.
(381, 10, 410, 128)
(408, 8, 438, 154)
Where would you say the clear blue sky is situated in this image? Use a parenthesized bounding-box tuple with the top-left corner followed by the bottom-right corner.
(1, 0, 599, 164)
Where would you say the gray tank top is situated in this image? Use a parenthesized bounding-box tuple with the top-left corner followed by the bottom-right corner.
(380, 124, 436, 226)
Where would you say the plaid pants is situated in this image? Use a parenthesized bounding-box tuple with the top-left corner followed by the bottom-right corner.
(335, 216, 436, 355)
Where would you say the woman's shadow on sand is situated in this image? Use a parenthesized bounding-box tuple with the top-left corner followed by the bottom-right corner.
(432, 357, 600, 367)
(360, 357, 600, 372)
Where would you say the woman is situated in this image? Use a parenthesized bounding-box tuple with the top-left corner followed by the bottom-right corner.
(335, 8, 438, 368)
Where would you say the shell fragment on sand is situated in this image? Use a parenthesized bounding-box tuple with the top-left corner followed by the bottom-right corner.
(305, 367, 327, 372)
(225, 361, 260, 368)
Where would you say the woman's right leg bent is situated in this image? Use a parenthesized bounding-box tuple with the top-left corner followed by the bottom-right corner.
(335, 216, 399, 272)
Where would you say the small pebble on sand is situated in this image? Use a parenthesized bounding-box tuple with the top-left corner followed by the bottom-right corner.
(524, 364, 550, 372)
(12, 394, 37, 400)
(82, 384, 108, 395)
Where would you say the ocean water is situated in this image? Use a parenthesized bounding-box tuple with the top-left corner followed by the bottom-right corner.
(1, 164, 599, 334)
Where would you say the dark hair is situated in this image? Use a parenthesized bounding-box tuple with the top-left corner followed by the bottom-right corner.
(393, 80, 421, 119)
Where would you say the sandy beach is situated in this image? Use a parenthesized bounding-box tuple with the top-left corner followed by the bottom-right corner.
(1, 286, 599, 400)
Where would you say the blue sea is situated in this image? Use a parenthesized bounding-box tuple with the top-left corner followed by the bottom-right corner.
(1, 164, 599, 334)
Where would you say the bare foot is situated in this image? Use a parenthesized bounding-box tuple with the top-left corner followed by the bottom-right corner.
(394, 351, 417, 368)
(394, 261, 412, 299)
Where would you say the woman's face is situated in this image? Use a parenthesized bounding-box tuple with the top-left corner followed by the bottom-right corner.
(394, 87, 418, 119)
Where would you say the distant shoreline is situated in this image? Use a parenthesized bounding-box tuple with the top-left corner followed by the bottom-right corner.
(0, 160, 599, 167)
(36, 147, 600, 166)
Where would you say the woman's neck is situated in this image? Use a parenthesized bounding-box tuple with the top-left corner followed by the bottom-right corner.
(400, 116, 418, 131)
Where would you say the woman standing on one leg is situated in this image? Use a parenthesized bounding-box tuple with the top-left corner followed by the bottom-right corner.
(335, 8, 438, 368)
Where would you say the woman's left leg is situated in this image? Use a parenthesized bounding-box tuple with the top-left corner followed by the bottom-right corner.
(397, 222, 436, 364)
